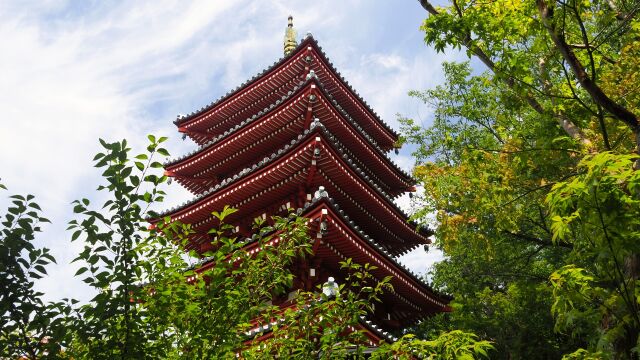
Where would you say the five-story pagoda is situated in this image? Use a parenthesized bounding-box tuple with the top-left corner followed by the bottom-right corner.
(156, 16, 450, 345)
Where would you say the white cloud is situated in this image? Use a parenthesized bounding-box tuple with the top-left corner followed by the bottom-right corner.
(394, 183, 444, 281)
(361, 53, 408, 71)
(340, 49, 465, 131)
(0, 1, 261, 302)
(397, 248, 443, 281)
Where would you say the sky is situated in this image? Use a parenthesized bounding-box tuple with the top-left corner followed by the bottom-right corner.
(0, 0, 468, 302)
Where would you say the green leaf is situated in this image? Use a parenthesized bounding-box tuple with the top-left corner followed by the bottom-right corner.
(71, 230, 82, 241)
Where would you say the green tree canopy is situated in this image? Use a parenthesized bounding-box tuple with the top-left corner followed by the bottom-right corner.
(402, 0, 640, 358)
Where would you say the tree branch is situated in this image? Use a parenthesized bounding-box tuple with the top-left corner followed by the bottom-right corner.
(597, 105, 612, 150)
(568, 43, 616, 65)
(418, 0, 594, 149)
(539, 57, 594, 149)
(606, 0, 626, 21)
(537, 0, 639, 138)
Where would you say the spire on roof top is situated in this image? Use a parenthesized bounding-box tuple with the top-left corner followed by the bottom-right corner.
(283, 15, 297, 56)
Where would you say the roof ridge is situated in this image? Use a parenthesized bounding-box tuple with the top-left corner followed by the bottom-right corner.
(315, 197, 447, 302)
(318, 125, 425, 235)
(156, 128, 316, 218)
(308, 37, 399, 140)
(312, 79, 412, 183)
(165, 79, 307, 167)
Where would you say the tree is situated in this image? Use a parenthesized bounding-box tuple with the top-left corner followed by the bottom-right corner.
(418, 0, 639, 155)
(547, 152, 640, 356)
(400, 62, 581, 358)
(401, 0, 640, 357)
(64, 136, 172, 359)
(0, 180, 70, 359)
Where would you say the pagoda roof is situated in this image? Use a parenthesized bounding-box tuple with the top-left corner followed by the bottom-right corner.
(164, 78, 413, 196)
(191, 196, 447, 306)
(303, 202, 449, 326)
(154, 125, 431, 255)
(305, 197, 449, 308)
(173, 35, 399, 149)
(359, 316, 398, 344)
(189, 196, 449, 327)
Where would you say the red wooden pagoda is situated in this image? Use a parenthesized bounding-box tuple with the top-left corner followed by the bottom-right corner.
(156, 16, 450, 345)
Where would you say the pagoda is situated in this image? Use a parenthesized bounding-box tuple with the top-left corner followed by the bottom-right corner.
(156, 16, 451, 345)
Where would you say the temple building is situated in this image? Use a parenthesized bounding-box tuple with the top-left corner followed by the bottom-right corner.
(156, 16, 451, 345)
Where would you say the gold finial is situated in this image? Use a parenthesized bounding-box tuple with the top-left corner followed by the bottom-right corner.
(284, 15, 297, 56)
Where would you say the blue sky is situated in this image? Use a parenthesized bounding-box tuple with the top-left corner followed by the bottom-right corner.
(0, 1, 468, 302)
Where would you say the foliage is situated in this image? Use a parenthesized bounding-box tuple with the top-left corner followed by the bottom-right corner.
(62, 136, 315, 359)
(547, 153, 640, 354)
(419, 0, 639, 152)
(64, 136, 170, 359)
(563, 348, 608, 360)
(140, 208, 313, 359)
(403, 0, 640, 357)
(400, 62, 579, 358)
(0, 181, 69, 359)
(244, 260, 391, 359)
(372, 331, 493, 360)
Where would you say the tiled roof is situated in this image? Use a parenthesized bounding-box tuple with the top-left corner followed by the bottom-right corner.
(174, 35, 399, 141)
